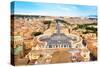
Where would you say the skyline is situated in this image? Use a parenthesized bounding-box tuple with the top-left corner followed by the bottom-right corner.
(11, 1, 97, 17)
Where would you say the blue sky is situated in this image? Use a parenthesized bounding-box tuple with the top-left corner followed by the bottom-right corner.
(11, 1, 97, 17)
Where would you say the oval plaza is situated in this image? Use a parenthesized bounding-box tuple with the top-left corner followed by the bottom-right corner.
(39, 19, 83, 49)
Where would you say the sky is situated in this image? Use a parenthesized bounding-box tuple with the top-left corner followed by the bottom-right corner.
(11, 1, 97, 17)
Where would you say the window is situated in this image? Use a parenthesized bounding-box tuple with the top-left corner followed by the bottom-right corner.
(61, 45, 63, 47)
(69, 45, 71, 48)
(56, 45, 58, 48)
(76, 46, 78, 48)
(64, 45, 66, 47)
(49, 45, 52, 48)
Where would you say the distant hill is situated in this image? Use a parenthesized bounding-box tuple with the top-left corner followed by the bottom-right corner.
(87, 15, 97, 18)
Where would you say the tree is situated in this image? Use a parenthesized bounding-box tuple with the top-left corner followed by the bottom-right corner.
(31, 32, 43, 36)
